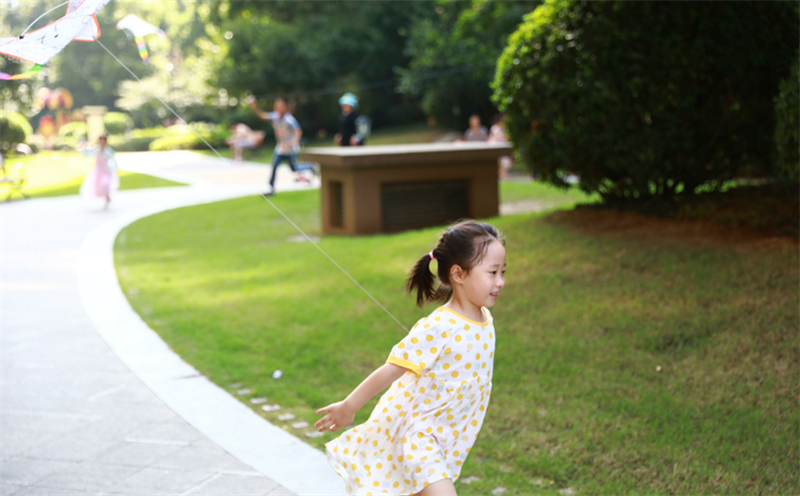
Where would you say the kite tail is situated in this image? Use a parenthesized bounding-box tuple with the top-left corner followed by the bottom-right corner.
(0, 64, 44, 80)
(135, 37, 150, 64)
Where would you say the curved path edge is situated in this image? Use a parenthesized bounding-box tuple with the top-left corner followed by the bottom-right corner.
(76, 185, 347, 496)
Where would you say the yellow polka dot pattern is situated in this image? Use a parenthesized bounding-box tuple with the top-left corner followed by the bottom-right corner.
(326, 306, 496, 495)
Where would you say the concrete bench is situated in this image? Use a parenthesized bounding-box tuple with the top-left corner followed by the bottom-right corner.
(301, 142, 512, 235)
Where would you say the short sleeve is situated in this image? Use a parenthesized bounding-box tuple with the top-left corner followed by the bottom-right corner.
(286, 115, 300, 130)
(267, 111, 279, 120)
(386, 317, 451, 377)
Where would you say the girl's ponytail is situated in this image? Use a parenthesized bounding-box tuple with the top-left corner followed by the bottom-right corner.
(406, 220, 504, 308)
(406, 252, 436, 308)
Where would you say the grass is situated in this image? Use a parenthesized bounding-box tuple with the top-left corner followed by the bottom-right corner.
(196, 123, 450, 165)
(500, 179, 596, 205)
(2, 151, 185, 199)
(114, 188, 798, 495)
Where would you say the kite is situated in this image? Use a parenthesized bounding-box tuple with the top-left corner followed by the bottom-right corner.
(0, 0, 111, 80)
(115, 14, 166, 65)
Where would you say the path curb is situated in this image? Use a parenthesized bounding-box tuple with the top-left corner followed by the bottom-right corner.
(76, 184, 347, 496)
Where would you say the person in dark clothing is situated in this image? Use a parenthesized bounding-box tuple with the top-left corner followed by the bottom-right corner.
(334, 93, 365, 147)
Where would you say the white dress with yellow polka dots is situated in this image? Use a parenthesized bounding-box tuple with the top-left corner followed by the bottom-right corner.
(326, 306, 496, 495)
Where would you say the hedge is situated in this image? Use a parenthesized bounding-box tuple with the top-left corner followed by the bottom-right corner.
(149, 123, 230, 151)
(104, 112, 133, 135)
(108, 127, 167, 152)
(775, 57, 799, 181)
(0, 112, 33, 151)
(493, 0, 799, 199)
(102, 123, 231, 152)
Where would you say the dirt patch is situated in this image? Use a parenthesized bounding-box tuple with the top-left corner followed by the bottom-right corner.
(543, 206, 798, 251)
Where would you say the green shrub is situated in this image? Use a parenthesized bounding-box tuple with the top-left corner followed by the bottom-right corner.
(53, 136, 80, 151)
(104, 112, 133, 135)
(108, 135, 158, 152)
(57, 121, 87, 139)
(52, 122, 88, 150)
(149, 123, 230, 152)
(150, 133, 199, 151)
(775, 57, 799, 181)
(493, 0, 799, 200)
(0, 112, 33, 151)
(132, 126, 169, 139)
(111, 128, 167, 151)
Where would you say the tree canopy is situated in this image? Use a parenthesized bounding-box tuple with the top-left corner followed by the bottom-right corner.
(493, 0, 799, 198)
(2, 0, 528, 134)
(398, 0, 537, 128)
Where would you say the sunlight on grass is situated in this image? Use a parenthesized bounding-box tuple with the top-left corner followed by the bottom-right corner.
(500, 180, 597, 205)
(3, 151, 185, 199)
(115, 190, 798, 495)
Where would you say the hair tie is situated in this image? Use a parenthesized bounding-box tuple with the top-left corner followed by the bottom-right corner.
(429, 251, 435, 260)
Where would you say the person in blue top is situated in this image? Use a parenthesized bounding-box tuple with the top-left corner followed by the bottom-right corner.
(248, 96, 314, 195)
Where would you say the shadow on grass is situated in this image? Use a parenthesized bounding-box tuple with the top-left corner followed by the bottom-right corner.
(585, 183, 799, 238)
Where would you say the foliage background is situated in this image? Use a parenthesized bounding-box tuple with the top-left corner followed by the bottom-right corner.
(1, 0, 533, 136)
(398, 0, 537, 128)
(774, 57, 800, 182)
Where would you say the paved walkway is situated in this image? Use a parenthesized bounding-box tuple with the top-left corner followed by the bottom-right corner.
(1, 153, 344, 495)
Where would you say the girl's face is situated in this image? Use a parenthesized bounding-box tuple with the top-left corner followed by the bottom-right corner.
(455, 239, 506, 309)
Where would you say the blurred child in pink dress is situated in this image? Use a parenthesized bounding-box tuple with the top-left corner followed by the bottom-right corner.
(79, 135, 119, 209)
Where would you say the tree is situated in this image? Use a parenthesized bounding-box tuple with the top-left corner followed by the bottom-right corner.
(0, 112, 33, 152)
(1, 0, 222, 126)
(399, 0, 537, 129)
(775, 57, 799, 182)
(213, 0, 426, 134)
(493, 0, 799, 199)
(0, 0, 50, 114)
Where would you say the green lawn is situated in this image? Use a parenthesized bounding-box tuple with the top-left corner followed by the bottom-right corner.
(500, 179, 596, 205)
(114, 190, 797, 495)
(2, 151, 185, 199)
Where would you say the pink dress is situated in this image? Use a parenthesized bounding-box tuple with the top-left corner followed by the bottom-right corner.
(80, 147, 119, 200)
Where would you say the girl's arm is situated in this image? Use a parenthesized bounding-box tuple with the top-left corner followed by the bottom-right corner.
(315, 363, 407, 432)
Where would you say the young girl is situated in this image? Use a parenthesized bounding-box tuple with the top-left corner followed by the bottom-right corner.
(315, 221, 506, 496)
(79, 134, 119, 209)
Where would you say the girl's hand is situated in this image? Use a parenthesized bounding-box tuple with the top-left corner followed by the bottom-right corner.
(315, 401, 355, 433)
(314, 363, 405, 434)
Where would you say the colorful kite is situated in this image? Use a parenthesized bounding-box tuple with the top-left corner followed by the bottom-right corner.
(0, 0, 111, 80)
(115, 14, 166, 65)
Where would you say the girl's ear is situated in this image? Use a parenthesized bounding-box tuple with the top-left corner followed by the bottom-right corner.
(450, 264, 465, 285)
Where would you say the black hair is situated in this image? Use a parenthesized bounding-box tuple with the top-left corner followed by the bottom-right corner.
(406, 220, 505, 308)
